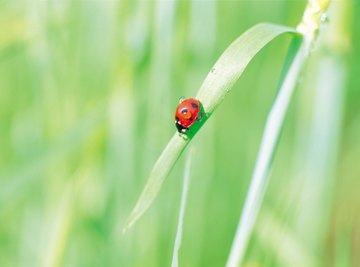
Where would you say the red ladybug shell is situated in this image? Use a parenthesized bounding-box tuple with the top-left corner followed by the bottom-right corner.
(174, 98, 201, 133)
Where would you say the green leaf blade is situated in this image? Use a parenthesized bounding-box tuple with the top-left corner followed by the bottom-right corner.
(124, 23, 299, 232)
(197, 23, 299, 114)
(123, 133, 188, 232)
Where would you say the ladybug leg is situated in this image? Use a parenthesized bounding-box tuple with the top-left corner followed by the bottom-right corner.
(178, 130, 189, 140)
(196, 112, 203, 121)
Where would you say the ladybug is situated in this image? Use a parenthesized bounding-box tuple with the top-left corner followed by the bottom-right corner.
(174, 98, 202, 134)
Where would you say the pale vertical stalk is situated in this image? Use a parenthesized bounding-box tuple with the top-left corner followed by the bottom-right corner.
(171, 150, 193, 267)
(226, 37, 311, 267)
(226, 0, 331, 265)
(293, 1, 350, 259)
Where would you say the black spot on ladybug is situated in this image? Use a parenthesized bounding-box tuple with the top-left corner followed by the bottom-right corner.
(191, 103, 198, 108)
(189, 117, 193, 121)
(181, 108, 188, 114)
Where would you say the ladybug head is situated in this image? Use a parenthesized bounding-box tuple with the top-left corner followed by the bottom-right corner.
(175, 117, 188, 133)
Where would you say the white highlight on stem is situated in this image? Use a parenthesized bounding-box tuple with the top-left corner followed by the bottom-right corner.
(226, 36, 312, 267)
(171, 149, 193, 267)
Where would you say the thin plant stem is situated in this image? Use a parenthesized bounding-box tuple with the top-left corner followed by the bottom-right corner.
(171, 149, 193, 267)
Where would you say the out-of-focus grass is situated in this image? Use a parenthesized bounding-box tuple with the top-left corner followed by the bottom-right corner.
(0, 1, 359, 267)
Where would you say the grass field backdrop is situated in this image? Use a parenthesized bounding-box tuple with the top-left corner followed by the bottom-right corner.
(0, 1, 359, 266)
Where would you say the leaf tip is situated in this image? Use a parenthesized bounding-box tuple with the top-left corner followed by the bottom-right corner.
(122, 213, 137, 234)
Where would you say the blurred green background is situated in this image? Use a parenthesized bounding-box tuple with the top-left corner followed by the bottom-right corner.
(0, 1, 359, 266)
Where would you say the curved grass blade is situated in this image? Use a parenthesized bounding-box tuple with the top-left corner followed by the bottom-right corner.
(123, 23, 299, 232)
(123, 133, 187, 232)
(196, 23, 299, 113)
